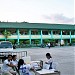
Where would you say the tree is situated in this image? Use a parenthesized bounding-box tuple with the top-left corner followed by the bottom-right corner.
(9, 40, 15, 44)
(34, 40, 40, 45)
(2, 30, 11, 41)
(43, 39, 50, 44)
(25, 40, 30, 44)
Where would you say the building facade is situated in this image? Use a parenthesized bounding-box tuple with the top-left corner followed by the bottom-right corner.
(0, 22, 75, 46)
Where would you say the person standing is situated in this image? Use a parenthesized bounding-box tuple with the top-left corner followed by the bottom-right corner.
(48, 43, 50, 48)
(44, 53, 53, 69)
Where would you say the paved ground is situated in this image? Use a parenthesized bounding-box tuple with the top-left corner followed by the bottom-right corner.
(16, 46, 75, 75)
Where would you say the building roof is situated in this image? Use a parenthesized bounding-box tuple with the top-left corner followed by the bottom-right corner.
(0, 22, 74, 30)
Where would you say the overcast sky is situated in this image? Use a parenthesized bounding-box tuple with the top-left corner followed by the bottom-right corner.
(0, 0, 74, 24)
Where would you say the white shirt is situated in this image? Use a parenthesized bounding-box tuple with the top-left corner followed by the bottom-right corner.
(11, 59, 18, 66)
(2, 59, 12, 72)
(44, 58, 53, 69)
(48, 43, 50, 46)
(19, 64, 31, 75)
(46, 58, 53, 64)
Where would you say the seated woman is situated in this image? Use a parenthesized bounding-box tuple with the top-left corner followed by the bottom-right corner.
(18, 59, 33, 75)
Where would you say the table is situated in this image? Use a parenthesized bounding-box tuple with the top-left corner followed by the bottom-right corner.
(35, 69, 60, 75)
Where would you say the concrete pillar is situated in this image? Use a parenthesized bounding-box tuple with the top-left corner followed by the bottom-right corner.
(61, 30, 62, 41)
(70, 31, 71, 43)
(29, 29, 31, 45)
(51, 30, 53, 39)
(4, 29, 7, 41)
(17, 29, 20, 45)
(60, 30, 63, 46)
(41, 30, 43, 44)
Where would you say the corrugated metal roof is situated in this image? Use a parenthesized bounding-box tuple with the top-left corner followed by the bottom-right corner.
(0, 22, 74, 30)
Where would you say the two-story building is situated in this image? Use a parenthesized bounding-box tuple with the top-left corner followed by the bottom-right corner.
(0, 22, 75, 46)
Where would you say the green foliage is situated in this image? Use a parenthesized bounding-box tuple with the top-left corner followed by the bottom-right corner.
(72, 39, 75, 43)
(19, 40, 23, 44)
(43, 39, 50, 44)
(50, 39, 55, 42)
(2, 30, 11, 40)
(25, 40, 30, 44)
(43, 39, 55, 44)
(34, 40, 40, 44)
(9, 40, 15, 44)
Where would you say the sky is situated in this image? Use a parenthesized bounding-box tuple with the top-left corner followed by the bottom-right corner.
(0, 0, 74, 24)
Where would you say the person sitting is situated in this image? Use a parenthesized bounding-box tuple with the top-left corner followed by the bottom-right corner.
(11, 55, 18, 73)
(18, 59, 33, 75)
(2, 54, 17, 75)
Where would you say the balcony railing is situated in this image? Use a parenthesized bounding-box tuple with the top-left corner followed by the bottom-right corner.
(0, 35, 74, 39)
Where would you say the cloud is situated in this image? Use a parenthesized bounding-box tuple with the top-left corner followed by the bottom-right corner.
(43, 14, 74, 24)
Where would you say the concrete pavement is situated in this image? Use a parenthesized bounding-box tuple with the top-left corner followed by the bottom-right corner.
(15, 46, 75, 75)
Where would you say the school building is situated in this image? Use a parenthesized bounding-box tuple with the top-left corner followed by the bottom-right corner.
(0, 22, 75, 46)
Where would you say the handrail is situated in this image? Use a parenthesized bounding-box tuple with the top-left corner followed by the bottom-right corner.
(0, 50, 27, 63)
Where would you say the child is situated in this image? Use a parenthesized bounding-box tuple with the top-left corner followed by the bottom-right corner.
(18, 59, 32, 75)
(45, 53, 53, 69)
(11, 55, 18, 73)
(12, 55, 18, 66)
(2, 55, 16, 75)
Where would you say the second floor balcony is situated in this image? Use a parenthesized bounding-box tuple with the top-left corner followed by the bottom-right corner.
(0, 34, 74, 39)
